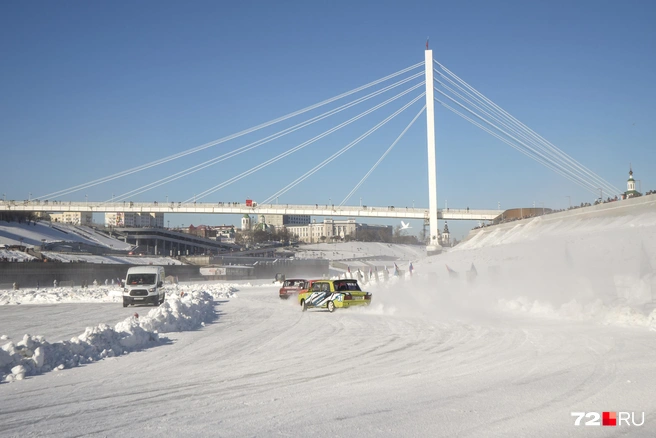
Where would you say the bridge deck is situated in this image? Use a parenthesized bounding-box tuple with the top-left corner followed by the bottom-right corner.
(0, 200, 500, 221)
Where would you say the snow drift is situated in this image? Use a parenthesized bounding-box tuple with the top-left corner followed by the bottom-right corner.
(0, 287, 236, 383)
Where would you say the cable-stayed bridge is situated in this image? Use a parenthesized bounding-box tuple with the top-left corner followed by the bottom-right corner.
(0, 47, 620, 253)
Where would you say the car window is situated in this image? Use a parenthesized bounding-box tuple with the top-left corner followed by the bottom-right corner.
(334, 281, 361, 291)
(312, 283, 322, 292)
(321, 283, 330, 292)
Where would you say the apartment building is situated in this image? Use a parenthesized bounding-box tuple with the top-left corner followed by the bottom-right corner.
(50, 211, 93, 226)
(105, 212, 164, 228)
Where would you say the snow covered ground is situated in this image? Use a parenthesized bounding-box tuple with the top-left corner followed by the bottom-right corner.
(0, 220, 131, 250)
(1, 213, 656, 436)
(295, 241, 426, 262)
(39, 251, 184, 265)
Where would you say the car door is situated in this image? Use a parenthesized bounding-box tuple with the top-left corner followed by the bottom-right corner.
(307, 282, 331, 307)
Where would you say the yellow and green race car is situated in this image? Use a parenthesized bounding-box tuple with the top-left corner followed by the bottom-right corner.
(298, 279, 372, 312)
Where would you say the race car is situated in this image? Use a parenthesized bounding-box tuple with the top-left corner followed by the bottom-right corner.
(279, 278, 307, 299)
(299, 279, 320, 295)
(298, 279, 372, 312)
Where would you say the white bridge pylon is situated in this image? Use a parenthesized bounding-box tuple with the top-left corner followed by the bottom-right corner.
(424, 48, 440, 253)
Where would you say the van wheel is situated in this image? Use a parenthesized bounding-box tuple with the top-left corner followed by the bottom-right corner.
(300, 299, 307, 312)
(160, 293, 166, 304)
(123, 300, 128, 308)
(327, 301, 335, 313)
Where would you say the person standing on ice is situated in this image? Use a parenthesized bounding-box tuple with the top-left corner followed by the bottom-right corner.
(53, 279, 58, 288)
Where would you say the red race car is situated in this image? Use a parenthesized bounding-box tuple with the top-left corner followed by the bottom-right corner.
(279, 278, 307, 299)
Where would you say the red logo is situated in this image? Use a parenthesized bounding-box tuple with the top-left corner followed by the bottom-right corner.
(602, 412, 616, 426)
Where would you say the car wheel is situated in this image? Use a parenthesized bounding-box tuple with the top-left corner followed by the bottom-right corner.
(300, 299, 307, 312)
(327, 300, 335, 313)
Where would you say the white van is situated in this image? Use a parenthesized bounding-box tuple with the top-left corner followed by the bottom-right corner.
(123, 266, 166, 307)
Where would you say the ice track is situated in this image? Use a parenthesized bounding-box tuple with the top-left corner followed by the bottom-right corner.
(1, 285, 655, 437)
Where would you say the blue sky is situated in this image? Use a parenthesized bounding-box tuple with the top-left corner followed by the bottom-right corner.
(1, 0, 654, 239)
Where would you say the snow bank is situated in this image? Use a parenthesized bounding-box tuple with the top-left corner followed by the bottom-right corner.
(40, 251, 184, 265)
(0, 290, 225, 383)
(0, 283, 237, 305)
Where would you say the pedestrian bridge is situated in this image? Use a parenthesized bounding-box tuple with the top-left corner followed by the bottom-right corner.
(0, 200, 501, 221)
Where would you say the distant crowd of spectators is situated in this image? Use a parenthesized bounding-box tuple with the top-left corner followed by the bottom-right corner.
(472, 191, 656, 230)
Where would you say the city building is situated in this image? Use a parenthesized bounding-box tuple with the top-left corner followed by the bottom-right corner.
(50, 211, 93, 226)
(285, 218, 392, 243)
(213, 225, 236, 240)
(241, 214, 252, 231)
(261, 214, 311, 228)
(253, 214, 273, 232)
(105, 212, 164, 228)
(441, 222, 451, 247)
(357, 222, 393, 240)
(624, 168, 642, 199)
(188, 224, 217, 239)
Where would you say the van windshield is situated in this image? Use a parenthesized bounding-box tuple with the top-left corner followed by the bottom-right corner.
(127, 274, 157, 285)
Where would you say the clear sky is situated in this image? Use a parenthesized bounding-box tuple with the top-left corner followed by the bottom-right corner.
(1, 0, 654, 239)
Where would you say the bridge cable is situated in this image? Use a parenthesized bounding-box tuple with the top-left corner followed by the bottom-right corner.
(433, 71, 619, 196)
(434, 60, 621, 195)
(340, 105, 426, 206)
(260, 93, 425, 205)
(432, 86, 612, 195)
(36, 61, 425, 200)
(433, 60, 621, 196)
(186, 82, 426, 202)
(432, 71, 619, 196)
(107, 72, 424, 202)
(434, 97, 604, 196)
